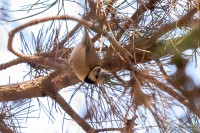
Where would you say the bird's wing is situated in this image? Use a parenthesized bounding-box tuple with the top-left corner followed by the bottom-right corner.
(84, 27, 100, 69)
(70, 42, 91, 81)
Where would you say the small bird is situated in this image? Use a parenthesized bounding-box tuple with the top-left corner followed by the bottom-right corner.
(70, 27, 112, 84)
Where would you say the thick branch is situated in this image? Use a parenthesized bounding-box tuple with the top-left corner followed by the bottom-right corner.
(0, 77, 43, 101)
(0, 58, 23, 70)
(0, 70, 79, 102)
(150, 23, 200, 58)
(0, 121, 13, 133)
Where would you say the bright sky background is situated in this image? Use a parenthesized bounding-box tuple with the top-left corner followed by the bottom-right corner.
(0, 0, 200, 133)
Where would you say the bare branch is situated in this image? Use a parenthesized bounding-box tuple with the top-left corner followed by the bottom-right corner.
(0, 69, 79, 101)
(137, 6, 199, 49)
(49, 93, 96, 133)
(0, 121, 13, 133)
(0, 58, 23, 70)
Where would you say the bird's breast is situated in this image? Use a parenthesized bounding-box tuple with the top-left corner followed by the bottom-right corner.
(71, 44, 91, 81)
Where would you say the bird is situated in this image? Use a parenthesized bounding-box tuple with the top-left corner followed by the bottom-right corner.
(70, 27, 112, 84)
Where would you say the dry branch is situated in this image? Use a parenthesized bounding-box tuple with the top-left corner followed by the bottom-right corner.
(50, 93, 96, 133)
(0, 121, 13, 133)
(0, 69, 79, 101)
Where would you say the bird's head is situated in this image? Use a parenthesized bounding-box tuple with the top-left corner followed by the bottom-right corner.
(85, 66, 112, 84)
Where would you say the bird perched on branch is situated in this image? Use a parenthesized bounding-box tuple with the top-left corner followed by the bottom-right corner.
(70, 27, 112, 84)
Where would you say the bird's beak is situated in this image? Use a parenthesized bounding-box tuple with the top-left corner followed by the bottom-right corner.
(102, 71, 113, 81)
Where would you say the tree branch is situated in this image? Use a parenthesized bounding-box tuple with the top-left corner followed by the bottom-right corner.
(0, 69, 79, 101)
(0, 58, 23, 70)
(116, 0, 159, 40)
(50, 93, 96, 133)
(0, 121, 13, 133)
(137, 6, 199, 49)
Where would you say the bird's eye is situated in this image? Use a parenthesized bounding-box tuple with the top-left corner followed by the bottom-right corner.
(95, 68, 101, 79)
(103, 74, 108, 78)
(97, 68, 101, 73)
